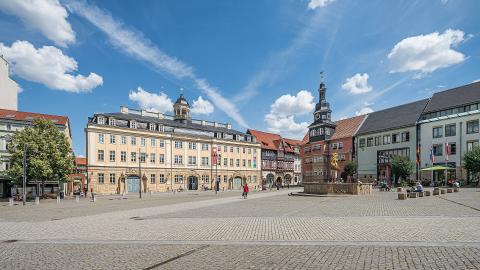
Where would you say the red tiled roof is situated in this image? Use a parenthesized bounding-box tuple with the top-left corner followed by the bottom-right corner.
(0, 108, 68, 125)
(302, 115, 366, 142)
(284, 138, 303, 146)
(330, 115, 366, 140)
(75, 157, 87, 166)
(248, 129, 281, 150)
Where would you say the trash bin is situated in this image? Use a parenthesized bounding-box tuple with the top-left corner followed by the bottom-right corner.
(59, 191, 65, 199)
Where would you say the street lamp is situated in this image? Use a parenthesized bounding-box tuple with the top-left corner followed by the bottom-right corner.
(138, 149, 148, 199)
(215, 153, 221, 194)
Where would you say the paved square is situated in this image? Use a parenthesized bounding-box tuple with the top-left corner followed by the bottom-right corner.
(1, 188, 479, 269)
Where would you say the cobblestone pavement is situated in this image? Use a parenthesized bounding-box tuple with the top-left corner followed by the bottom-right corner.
(0, 188, 479, 269)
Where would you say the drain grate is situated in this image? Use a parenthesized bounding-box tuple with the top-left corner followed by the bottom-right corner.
(3, 239, 18, 243)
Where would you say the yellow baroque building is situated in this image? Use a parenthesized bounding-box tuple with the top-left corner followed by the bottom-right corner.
(86, 93, 261, 194)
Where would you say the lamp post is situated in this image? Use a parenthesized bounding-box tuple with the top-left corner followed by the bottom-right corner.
(22, 144, 26, 206)
(138, 149, 148, 199)
(215, 153, 221, 194)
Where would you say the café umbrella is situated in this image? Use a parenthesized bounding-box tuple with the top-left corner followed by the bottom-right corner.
(420, 165, 456, 171)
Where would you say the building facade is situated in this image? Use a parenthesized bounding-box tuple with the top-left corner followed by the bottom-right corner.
(301, 77, 365, 183)
(0, 109, 71, 197)
(247, 130, 302, 188)
(355, 99, 428, 184)
(418, 82, 480, 184)
(86, 94, 261, 195)
(0, 56, 19, 111)
(303, 116, 365, 183)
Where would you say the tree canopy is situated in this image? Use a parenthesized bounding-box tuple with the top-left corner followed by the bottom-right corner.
(391, 155, 414, 182)
(6, 119, 74, 187)
(463, 146, 480, 176)
(343, 161, 357, 177)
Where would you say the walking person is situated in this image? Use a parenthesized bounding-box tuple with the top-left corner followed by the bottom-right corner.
(243, 183, 249, 199)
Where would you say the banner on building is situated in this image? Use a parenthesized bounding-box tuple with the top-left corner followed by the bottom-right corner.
(212, 146, 217, 165)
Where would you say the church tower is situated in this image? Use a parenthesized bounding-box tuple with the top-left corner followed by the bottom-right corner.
(173, 88, 190, 123)
(308, 72, 336, 142)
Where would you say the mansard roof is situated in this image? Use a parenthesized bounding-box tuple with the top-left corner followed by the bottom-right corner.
(356, 99, 429, 136)
(423, 81, 480, 113)
(97, 111, 248, 137)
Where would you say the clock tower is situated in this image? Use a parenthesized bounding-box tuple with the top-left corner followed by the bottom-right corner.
(308, 72, 336, 142)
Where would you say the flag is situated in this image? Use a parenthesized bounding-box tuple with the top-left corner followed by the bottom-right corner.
(445, 142, 449, 162)
(416, 144, 420, 165)
(429, 146, 435, 163)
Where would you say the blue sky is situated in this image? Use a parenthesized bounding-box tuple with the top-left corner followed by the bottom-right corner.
(0, 0, 479, 156)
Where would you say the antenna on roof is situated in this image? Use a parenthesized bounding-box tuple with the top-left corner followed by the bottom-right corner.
(320, 71, 324, 83)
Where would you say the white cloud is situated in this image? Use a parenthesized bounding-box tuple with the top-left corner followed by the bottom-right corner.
(0, 0, 75, 47)
(264, 90, 315, 138)
(308, 0, 335, 9)
(355, 106, 373, 116)
(0, 40, 103, 92)
(265, 114, 310, 139)
(191, 96, 214, 115)
(128, 87, 173, 113)
(388, 29, 468, 74)
(65, 0, 248, 128)
(341, 73, 373, 94)
(269, 90, 315, 117)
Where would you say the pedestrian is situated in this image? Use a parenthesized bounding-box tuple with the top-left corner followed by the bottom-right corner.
(243, 183, 249, 199)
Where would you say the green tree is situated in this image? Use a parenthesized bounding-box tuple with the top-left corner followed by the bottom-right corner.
(391, 155, 414, 184)
(7, 119, 74, 197)
(343, 161, 357, 182)
(463, 146, 480, 178)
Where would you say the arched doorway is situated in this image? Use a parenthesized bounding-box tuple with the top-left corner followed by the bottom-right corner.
(266, 173, 274, 187)
(284, 174, 292, 185)
(188, 176, 198, 190)
(127, 175, 140, 193)
(233, 176, 242, 190)
(276, 177, 282, 187)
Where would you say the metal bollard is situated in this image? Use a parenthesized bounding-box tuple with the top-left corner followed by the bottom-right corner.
(57, 196, 61, 204)
(9, 197, 13, 206)
(76, 195, 80, 203)
(35, 197, 40, 205)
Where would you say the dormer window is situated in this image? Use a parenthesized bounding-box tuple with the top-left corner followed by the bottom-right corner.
(149, 123, 156, 131)
(98, 116, 105, 125)
(130, 120, 137, 129)
(109, 118, 116, 126)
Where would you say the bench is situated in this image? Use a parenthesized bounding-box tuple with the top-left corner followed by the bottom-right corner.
(398, 193, 408, 200)
(440, 189, 446, 194)
(408, 192, 418, 198)
(425, 190, 431, 196)
(447, 188, 453, 193)
(418, 191, 425, 197)
(433, 189, 440, 195)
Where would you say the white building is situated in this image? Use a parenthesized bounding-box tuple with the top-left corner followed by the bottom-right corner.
(418, 82, 480, 184)
(0, 56, 19, 111)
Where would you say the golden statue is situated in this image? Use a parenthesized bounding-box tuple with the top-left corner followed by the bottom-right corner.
(331, 153, 338, 170)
